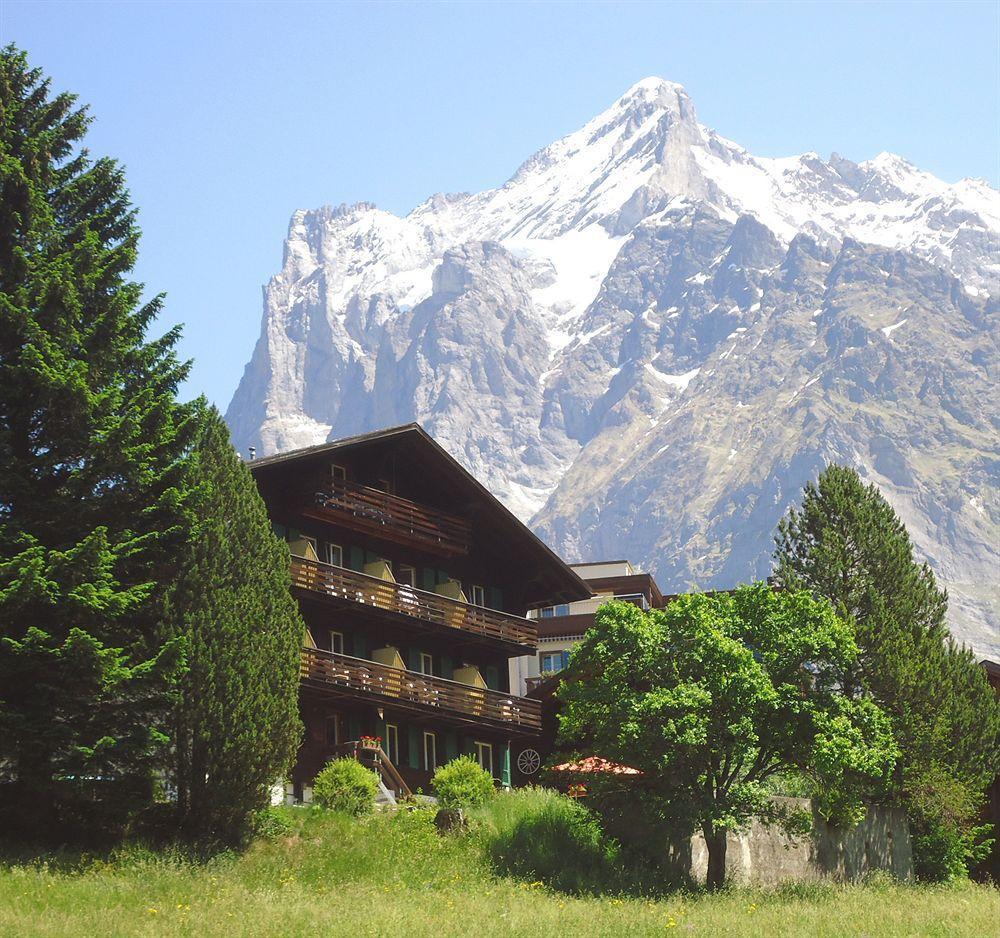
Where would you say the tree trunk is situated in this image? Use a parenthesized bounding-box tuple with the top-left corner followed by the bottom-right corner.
(704, 824, 728, 890)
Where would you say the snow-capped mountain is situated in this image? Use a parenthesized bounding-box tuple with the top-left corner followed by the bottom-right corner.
(226, 78, 1000, 658)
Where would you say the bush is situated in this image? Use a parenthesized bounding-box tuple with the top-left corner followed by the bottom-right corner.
(473, 787, 623, 894)
(312, 758, 380, 816)
(252, 807, 294, 841)
(431, 756, 495, 808)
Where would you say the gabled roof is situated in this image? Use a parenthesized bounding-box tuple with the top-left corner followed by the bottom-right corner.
(249, 423, 592, 606)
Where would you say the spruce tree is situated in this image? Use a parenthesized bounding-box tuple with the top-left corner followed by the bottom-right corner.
(168, 408, 303, 847)
(773, 465, 1000, 877)
(0, 47, 196, 840)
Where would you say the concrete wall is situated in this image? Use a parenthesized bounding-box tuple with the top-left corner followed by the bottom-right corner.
(684, 798, 912, 886)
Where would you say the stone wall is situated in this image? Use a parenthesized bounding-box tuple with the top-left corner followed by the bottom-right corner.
(684, 798, 912, 886)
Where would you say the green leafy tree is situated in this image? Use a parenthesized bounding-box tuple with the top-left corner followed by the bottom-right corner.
(0, 47, 195, 840)
(773, 465, 1000, 878)
(557, 588, 897, 889)
(167, 408, 303, 847)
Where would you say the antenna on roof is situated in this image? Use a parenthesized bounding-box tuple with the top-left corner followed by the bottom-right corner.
(247, 446, 256, 461)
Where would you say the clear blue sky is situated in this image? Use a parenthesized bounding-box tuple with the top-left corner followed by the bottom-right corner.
(3, 1, 998, 410)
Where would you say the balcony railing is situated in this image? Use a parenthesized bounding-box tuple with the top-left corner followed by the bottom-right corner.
(300, 647, 542, 731)
(302, 479, 472, 556)
(290, 556, 538, 652)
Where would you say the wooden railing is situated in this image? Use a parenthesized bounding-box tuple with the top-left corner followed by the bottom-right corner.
(332, 740, 412, 798)
(290, 556, 538, 650)
(304, 479, 472, 556)
(300, 647, 542, 731)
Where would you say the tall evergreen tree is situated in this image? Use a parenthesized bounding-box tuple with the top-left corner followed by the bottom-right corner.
(773, 465, 1000, 877)
(0, 47, 196, 840)
(168, 408, 303, 847)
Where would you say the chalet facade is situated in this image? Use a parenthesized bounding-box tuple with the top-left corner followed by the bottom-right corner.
(510, 560, 666, 696)
(249, 424, 591, 799)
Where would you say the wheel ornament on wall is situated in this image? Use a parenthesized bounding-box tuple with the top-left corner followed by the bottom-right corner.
(517, 748, 541, 775)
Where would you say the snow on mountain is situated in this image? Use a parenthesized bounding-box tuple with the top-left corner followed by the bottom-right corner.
(226, 78, 1000, 657)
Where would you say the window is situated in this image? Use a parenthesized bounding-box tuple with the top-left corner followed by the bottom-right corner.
(540, 606, 554, 618)
(329, 630, 344, 655)
(397, 564, 417, 587)
(372, 477, 393, 494)
(324, 714, 340, 746)
(419, 652, 434, 676)
(330, 463, 346, 483)
(540, 650, 570, 674)
(474, 741, 493, 776)
(469, 584, 485, 607)
(323, 542, 343, 567)
(423, 732, 437, 771)
(385, 724, 399, 765)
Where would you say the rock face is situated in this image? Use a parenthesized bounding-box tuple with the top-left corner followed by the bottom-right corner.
(226, 78, 999, 658)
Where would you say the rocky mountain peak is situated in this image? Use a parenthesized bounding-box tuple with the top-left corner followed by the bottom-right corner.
(226, 80, 999, 659)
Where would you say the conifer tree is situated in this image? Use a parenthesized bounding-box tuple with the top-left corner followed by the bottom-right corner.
(773, 465, 1000, 878)
(167, 408, 303, 847)
(0, 47, 195, 840)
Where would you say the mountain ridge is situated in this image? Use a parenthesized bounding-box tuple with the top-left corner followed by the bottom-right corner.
(226, 78, 999, 658)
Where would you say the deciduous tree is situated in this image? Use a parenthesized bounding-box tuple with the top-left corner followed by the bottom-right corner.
(558, 587, 897, 889)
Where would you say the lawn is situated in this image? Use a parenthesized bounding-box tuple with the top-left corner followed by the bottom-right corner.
(0, 804, 995, 937)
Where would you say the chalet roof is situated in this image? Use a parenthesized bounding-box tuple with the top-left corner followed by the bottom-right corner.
(248, 423, 592, 606)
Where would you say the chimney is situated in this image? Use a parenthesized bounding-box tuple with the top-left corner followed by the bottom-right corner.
(248, 446, 256, 461)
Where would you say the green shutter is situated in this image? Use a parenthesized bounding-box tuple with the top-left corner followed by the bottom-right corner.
(407, 648, 420, 672)
(421, 568, 436, 590)
(348, 715, 361, 742)
(408, 727, 421, 769)
(348, 546, 364, 571)
(441, 656, 453, 680)
(502, 743, 511, 787)
(445, 732, 458, 762)
(485, 665, 499, 690)
(489, 587, 503, 611)
(352, 633, 367, 659)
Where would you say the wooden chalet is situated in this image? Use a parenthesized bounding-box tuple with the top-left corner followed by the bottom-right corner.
(249, 424, 591, 801)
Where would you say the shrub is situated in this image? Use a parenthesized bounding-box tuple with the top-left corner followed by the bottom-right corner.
(431, 756, 495, 808)
(473, 787, 623, 894)
(312, 758, 379, 816)
(252, 807, 294, 841)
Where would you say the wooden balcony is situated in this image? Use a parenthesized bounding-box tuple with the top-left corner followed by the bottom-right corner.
(301, 478, 472, 556)
(300, 647, 542, 733)
(290, 556, 538, 654)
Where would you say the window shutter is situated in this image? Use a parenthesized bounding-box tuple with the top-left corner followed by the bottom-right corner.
(489, 587, 503, 611)
(348, 715, 361, 742)
(421, 568, 436, 590)
(441, 656, 453, 680)
(445, 732, 458, 762)
(484, 665, 499, 690)
(408, 727, 421, 769)
(407, 648, 420, 672)
(561, 650, 571, 670)
(348, 546, 364, 571)
(352, 633, 367, 659)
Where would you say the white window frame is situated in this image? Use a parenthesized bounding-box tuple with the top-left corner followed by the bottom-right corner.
(385, 723, 399, 765)
(469, 584, 486, 607)
(419, 652, 434, 676)
(329, 630, 344, 655)
(323, 542, 343, 567)
(330, 463, 346, 483)
(474, 741, 493, 776)
(397, 564, 417, 587)
(423, 731, 437, 771)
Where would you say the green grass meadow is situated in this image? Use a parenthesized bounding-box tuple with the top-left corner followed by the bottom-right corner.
(1, 802, 996, 937)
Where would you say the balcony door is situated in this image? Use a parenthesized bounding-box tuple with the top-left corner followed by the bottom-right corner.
(423, 731, 437, 772)
(474, 741, 493, 776)
(385, 723, 399, 765)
